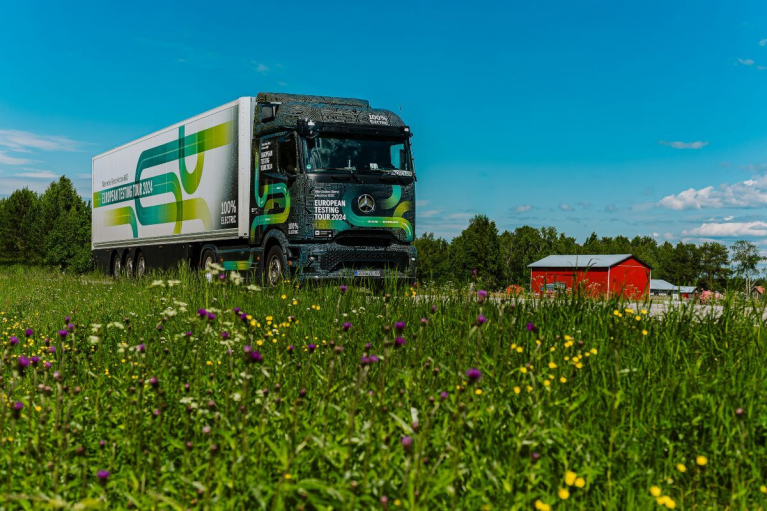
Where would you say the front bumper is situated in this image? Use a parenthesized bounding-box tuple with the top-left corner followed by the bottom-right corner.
(293, 242, 416, 280)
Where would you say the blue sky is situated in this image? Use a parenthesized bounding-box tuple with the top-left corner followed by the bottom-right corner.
(2, 0, 767, 246)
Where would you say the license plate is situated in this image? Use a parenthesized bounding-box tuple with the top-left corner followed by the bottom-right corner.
(354, 270, 381, 277)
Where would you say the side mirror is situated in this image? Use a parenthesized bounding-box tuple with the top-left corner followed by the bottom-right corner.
(261, 105, 277, 122)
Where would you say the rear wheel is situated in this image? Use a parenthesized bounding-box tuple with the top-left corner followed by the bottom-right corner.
(135, 252, 146, 278)
(264, 245, 287, 287)
(111, 253, 122, 278)
(201, 249, 215, 282)
(124, 253, 134, 278)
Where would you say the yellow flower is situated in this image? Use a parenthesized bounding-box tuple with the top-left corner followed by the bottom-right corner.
(635, 315, 641, 321)
(641, 309, 647, 314)
(696, 455, 708, 466)
(543, 380, 551, 387)
(650, 486, 662, 497)
(564, 334, 572, 341)
(613, 309, 620, 316)
(35, 405, 41, 412)
(394, 499, 402, 507)
(206, 361, 213, 366)
(250, 319, 256, 327)
(548, 361, 557, 369)
(664, 498, 676, 509)
(760, 485, 767, 493)
(558, 488, 570, 500)
(642, 330, 648, 336)
(284, 473, 292, 480)
(564, 471, 577, 486)
(516, 346, 524, 353)
(520, 367, 528, 374)
(534, 500, 551, 511)
(559, 377, 567, 383)
(575, 363, 583, 369)
(474, 389, 483, 395)
(281, 294, 286, 299)
(513, 386, 521, 394)
(590, 348, 598, 355)
(676, 463, 686, 473)
(575, 477, 585, 488)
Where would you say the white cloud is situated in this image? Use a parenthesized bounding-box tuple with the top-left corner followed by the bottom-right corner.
(560, 203, 574, 211)
(13, 170, 58, 179)
(683, 221, 767, 237)
(658, 140, 709, 150)
(657, 175, 767, 210)
(0, 129, 82, 152)
(515, 205, 532, 212)
(0, 151, 34, 165)
(604, 204, 618, 213)
(254, 62, 269, 73)
(760, 39, 767, 46)
(418, 209, 441, 218)
(738, 58, 755, 66)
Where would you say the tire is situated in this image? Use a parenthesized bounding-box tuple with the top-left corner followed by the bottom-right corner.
(201, 249, 215, 282)
(264, 244, 287, 287)
(111, 252, 122, 278)
(124, 253, 134, 278)
(135, 252, 146, 278)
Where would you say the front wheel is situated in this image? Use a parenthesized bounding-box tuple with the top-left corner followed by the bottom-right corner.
(264, 245, 287, 287)
(200, 249, 215, 282)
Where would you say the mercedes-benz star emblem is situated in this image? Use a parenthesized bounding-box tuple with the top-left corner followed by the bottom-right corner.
(358, 194, 375, 213)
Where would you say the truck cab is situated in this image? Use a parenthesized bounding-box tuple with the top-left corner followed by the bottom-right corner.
(243, 93, 417, 284)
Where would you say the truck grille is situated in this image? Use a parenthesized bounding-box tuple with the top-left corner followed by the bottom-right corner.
(320, 250, 410, 272)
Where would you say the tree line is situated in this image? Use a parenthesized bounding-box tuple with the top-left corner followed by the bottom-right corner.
(415, 215, 764, 292)
(0, 177, 91, 273)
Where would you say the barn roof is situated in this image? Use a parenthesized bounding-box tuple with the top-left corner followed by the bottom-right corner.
(528, 254, 651, 269)
(650, 279, 677, 291)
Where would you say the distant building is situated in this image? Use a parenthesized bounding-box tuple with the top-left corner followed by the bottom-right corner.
(651, 279, 697, 299)
(751, 286, 764, 300)
(528, 254, 651, 298)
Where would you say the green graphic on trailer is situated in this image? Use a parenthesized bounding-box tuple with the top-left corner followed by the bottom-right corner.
(250, 147, 292, 240)
(93, 121, 233, 237)
(314, 186, 413, 241)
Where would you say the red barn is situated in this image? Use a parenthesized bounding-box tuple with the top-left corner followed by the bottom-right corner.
(528, 254, 652, 298)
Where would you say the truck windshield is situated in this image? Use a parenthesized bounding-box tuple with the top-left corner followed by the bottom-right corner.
(303, 135, 411, 173)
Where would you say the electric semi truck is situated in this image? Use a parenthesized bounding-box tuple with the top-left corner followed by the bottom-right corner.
(92, 93, 417, 285)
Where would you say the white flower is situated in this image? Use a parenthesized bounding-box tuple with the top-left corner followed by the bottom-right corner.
(151, 280, 166, 288)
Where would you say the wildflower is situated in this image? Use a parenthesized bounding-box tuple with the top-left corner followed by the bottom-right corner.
(343, 322, 352, 332)
(565, 471, 577, 486)
(548, 361, 557, 369)
(558, 488, 569, 500)
(149, 377, 159, 388)
(575, 477, 585, 488)
(394, 321, 406, 333)
(334, 345, 344, 355)
(207, 312, 216, 321)
(25, 328, 33, 337)
(513, 386, 521, 394)
(736, 407, 744, 417)
(534, 500, 550, 511)
(307, 343, 317, 352)
(299, 388, 307, 398)
(650, 486, 662, 497)
(421, 317, 428, 326)
(474, 389, 483, 395)
(394, 336, 406, 348)
(97, 470, 110, 485)
(370, 355, 380, 363)
(675, 463, 686, 473)
(531, 452, 540, 463)
(221, 331, 230, 340)
(360, 356, 370, 366)
(696, 455, 708, 466)
(365, 342, 372, 350)
(17, 356, 30, 375)
(465, 368, 481, 383)
(477, 315, 487, 326)
(340, 285, 348, 294)
(440, 391, 448, 400)
(9, 336, 19, 346)
(287, 345, 295, 353)
(526, 322, 538, 333)
(49, 346, 56, 354)
(761, 485, 767, 494)
(248, 351, 263, 364)
(137, 344, 145, 353)
(58, 330, 68, 338)
(431, 305, 437, 314)
(477, 289, 487, 303)
(30, 356, 39, 366)
(12, 401, 23, 418)
(44, 361, 52, 369)
(401, 435, 413, 452)
(233, 307, 241, 314)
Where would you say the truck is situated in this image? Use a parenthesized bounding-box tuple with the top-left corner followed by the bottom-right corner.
(92, 93, 417, 285)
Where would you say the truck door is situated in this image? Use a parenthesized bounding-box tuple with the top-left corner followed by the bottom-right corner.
(250, 133, 295, 244)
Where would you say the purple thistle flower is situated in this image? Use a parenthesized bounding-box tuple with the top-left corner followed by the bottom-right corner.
(233, 307, 241, 314)
(99, 440, 106, 449)
(477, 290, 487, 303)
(421, 317, 428, 326)
(137, 344, 145, 353)
(440, 391, 449, 400)
(219, 273, 225, 281)
(49, 346, 56, 354)
(340, 285, 348, 294)
(67, 323, 74, 332)
(44, 338, 51, 346)
(526, 322, 538, 333)
(466, 368, 482, 383)
(248, 351, 263, 364)
(152, 408, 161, 418)
(9, 336, 19, 346)
(156, 324, 163, 331)
(394, 321, 406, 333)
(185, 331, 193, 337)
(197, 308, 207, 317)
(365, 342, 372, 350)
(477, 315, 487, 326)
(334, 345, 344, 354)
(58, 330, 68, 338)
(370, 355, 380, 364)
(287, 345, 295, 353)
(221, 331, 230, 340)
(12, 401, 23, 418)
(18, 356, 30, 374)
(25, 328, 33, 337)
(299, 388, 307, 398)
(149, 376, 159, 388)
(394, 336, 406, 348)
(401, 436, 413, 451)
(64, 315, 71, 323)
(243, 345, 252, 354)
(360, 356, 370, 366)
(431, 304, 438, 314)
(532, 452, 540, 463)
(240, 313, 248, 321)
(97, 470, 110, 484)
(30, 356, 39, 366)
(342, 322, 352, 332)
(207, 312, 216, 321)
(307, 343, 317, 352)
(44, 361, 52, 369)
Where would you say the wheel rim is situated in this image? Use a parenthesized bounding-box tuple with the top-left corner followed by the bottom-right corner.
(113, 258, 122, 277)
(136, 257, 145, 277)
(268, 255, 282, 286)
(125, 257, 134, 277)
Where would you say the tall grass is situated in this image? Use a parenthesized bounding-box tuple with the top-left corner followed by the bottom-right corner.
(0, 265, 765, 510)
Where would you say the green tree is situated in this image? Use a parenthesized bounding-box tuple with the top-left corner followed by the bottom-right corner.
(730, 240, 763, 293)
(0, 188, 44, 264)
(413, 232, 452, 285)
(39, 177, 92, 272)
(699, 242, 730, 291)
(450, 215, 504, 289)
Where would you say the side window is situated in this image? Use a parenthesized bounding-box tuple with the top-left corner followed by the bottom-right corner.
(278, 134, 297, 174)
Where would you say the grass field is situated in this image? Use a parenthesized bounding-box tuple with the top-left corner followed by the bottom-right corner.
(1, 265, 766, 510)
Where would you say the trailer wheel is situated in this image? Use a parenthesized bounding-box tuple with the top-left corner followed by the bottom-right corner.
(124, 253, 134, 278)
(135, 252, 146, 278)
(201, 249, 215, 283)
(265, 245, 287, 287)
(111, 252, 122, 278)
